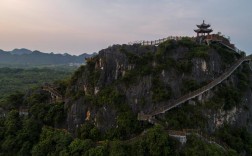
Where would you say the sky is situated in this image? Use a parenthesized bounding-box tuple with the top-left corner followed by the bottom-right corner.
(0, 0, 251, 55)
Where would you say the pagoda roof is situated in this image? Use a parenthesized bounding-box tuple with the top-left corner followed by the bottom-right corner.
(194, 28, 213, 33)
(196, 20, 211, 28)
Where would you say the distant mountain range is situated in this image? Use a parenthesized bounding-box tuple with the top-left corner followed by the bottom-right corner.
(0, 48, 96, 66)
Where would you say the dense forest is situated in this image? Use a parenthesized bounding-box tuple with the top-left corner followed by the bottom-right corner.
(1, 82, 250, 155)
(2, 98, 248, 155)
(0, 67, 74, 104)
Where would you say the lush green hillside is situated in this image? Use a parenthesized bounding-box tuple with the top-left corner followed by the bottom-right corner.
(0, 38, 252, 156)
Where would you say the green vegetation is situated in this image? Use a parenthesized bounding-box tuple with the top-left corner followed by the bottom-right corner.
(122, 50, 154, 77)
(181, 134, 237, 156)
(0, 67, 73, 100)
(32, 126, 72, 156)
(188, 45, 209, 60)
(30, 102, 66, 126)
(0, 38, 251, 155)
(215, 125, 252, 155)
(178, 37, 210, 60)
(1, 105, 236, 156)
(217, 86, 241, 110)
(182, 79, 200, 94)
(0, 95, 173, 156)
(195, 85, 242, 111)
(204, 65, 250, 111)
(77, 122, 101, 141)
(0, 91, 24, 110)
(163, 103, 207, 130)
(81, 86, 143, 140)
(0, 90, 68, 155)
(68, 58, 101, 98)
(95, 87, 125, 108)
(211, 44, 241, 66)
(237, 63, 251, 91)
(152, 77, 172, 103)
(124, 126, 179, 156)
(176, 60, 193, 73)
(1, 110, 41, 155)
(69, 65, 86, 84)
(120, 38, 213, 104)
(105, 111, 142, 140)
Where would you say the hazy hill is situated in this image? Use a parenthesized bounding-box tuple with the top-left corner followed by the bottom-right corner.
(0, 48, 96, 66)
(10, 48, 33, 55)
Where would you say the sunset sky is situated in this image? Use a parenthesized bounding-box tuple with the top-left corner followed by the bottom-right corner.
(0, 0, 251, 55)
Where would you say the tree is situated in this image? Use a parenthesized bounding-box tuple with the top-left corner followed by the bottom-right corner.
(144, 126, 171, 156)
(181, 134, 226, 156)
(4, 110, 21, 135)
(32, 126, 72, 156)
(68, 139, 93, 156)
(109, 141, 129, 156)
(88, 146, 108, 156)
(4, 92, 24, 109)
(78, 122, 94, 140)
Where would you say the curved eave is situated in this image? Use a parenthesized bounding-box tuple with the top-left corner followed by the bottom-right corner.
(194, 29, 213, 33)
(196, 24, 211, 29)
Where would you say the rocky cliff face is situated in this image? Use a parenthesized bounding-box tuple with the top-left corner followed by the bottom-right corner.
(64, 38, 251, 134)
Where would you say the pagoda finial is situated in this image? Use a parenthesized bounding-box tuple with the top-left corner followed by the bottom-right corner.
(203, 20, 205, 24)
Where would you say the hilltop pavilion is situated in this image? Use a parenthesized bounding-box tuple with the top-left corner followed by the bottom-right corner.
(194, 20, 213, 36)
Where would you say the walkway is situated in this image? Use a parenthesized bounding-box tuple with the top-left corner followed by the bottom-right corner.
(96, 128, 228, 151)
(42, 84, 63, 103)
(139, 55, 252, 120)
(168, 129, 228, 150)
(128, 36, 184, 46)
(218, 42, 242, 54)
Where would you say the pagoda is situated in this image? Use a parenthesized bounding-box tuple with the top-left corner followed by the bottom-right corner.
(194, 20, 213, 36)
